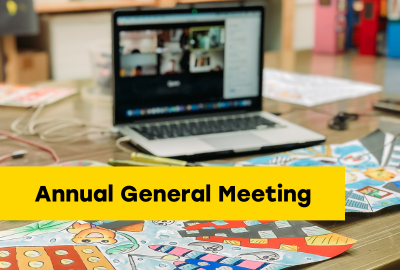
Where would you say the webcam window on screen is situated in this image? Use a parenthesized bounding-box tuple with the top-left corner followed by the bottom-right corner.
(116, 11, 261, 118)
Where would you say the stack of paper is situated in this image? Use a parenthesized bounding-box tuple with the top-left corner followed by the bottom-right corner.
(263, 68, 382, 107)
(0, 83, 76, 107)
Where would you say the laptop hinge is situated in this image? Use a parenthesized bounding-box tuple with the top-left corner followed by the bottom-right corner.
(125, 110, 257, 125)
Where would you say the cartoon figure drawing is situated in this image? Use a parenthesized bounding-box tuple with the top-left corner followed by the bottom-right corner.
(239, 251, 280, 262)
(188, 242, 223, 252)
(68, 222, 117, 245)
(152, 220, 175, 226)
(364, 168, 396, 181)
(339, 152, 369, 165)
(364, 187, 381, 198)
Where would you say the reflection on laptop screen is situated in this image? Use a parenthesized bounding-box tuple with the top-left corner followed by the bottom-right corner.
(114, 9, 262, 123)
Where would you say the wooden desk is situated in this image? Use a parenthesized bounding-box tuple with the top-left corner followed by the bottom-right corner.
(1, 51, 400, 269)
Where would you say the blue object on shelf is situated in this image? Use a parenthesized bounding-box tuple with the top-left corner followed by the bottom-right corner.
(387, 22, 400, 58)
(345, 0, 360, 49)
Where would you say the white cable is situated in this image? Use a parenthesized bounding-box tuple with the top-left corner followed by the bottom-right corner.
(115, 136, 133, 153)
(10, 101, 110, 143)
(11, 102, 46, 135)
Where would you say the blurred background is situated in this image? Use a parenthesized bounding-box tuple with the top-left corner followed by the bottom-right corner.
(0, 0, 319, 87)
(1, 0, 398, 92)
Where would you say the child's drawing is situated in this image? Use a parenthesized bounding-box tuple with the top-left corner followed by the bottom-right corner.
(0, 220, 355, 270)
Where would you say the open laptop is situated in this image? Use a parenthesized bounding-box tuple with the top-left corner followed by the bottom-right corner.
(113, 6, 326, 160)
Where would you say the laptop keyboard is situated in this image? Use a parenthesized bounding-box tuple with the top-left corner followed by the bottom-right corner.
(130, 114, 281, 140)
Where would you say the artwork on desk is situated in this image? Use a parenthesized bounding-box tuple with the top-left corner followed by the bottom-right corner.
(0, 220, 355, 270)
(262, 68, 382, 107)
(228, 129, 400, 213)
(0, 84, 76, 107)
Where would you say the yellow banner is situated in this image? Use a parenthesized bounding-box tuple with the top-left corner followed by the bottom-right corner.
(3, 167, 344, 220)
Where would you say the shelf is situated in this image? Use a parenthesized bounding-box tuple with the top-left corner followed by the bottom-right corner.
(34, 0, 245, 13)
(34, 0, 157, 14)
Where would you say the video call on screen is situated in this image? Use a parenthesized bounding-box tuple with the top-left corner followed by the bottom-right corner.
(119, 25, 225, 77)
(114, 11, 262, 122)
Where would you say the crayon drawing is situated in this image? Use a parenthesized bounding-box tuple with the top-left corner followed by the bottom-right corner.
(229, 129, 400, 213)
(0, 220, 355, 270)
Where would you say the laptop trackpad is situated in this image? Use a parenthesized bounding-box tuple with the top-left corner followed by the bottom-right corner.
(201, 133, 269, 150)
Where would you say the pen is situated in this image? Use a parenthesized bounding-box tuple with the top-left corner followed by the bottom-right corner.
(130, 152, 200, 167)
(108, 158, 174, 167)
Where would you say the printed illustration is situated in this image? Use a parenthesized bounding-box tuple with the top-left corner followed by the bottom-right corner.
(0, 220, 355, 270)
(357, 186, 392, 199)
(68, 222, 118, 245)
(364, 168, 396, 181)
(188, 242, 224, 252)
(0, 245, 115, 269)
(153, 221, 175, 226)
(230, 129, 400, 213)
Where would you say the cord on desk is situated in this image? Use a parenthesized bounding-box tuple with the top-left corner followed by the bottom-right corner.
(0, 130, 60, 165)
(0, 150, 28, 162)
(11, 101, 110, 142)
(0, 153, 13, 163)
(116, 136, 133, 153)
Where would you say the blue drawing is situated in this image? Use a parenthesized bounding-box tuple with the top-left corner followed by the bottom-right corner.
(345, 179, 387, 189)
(371, 197, 400, 211)
(334, 145, 366, 156)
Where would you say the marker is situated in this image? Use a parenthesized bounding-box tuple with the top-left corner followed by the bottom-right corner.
(130, 152, 200, 167)
(108, 159, 173, 167)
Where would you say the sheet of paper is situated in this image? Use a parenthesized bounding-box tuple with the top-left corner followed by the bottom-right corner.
(263, 68, 382, 107)
(0, 83, 76, 107)
(0, 220, 355, 270)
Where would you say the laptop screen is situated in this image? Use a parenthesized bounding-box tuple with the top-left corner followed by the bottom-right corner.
(113, 7, 263, 124)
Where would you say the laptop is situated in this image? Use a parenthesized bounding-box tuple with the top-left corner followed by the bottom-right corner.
(112, 6, 326, 160)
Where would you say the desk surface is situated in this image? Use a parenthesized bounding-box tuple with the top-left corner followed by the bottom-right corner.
(1, 50, 400, 270)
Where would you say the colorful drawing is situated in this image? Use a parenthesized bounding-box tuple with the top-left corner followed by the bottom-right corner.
(0, 245, 115, 269)
(194, 234, 355, 258)
(149, 245, 273, 269)
(0, 221, 75, 241)
(84, 221, 145, 232)
(364, 168, 396, 181)
(179, 221, 327, 239)
(358, 186, 392, 199)
(0, 220, 355, 270)
(184, 221, 275, 231)
(339, 152, 369, 165)
(153, 221, 175, 226)
(174, 260, 253, 270)
(188, 242, 224, 252)
(229, 129, 400, 213)
(68, 222, 118, 245)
